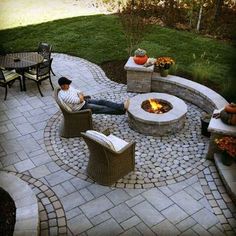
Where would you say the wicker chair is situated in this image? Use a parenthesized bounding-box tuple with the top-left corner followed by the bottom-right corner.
(81, 129, 135, 186)
(37, 42, 55, 75)
(0, 68, 22, 100)
(24, 58, 54, 96)
(54, 88, 93, 138)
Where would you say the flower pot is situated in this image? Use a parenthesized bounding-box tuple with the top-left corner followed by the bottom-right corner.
(160, 68, 168, 77)
(221, 152, 233, 166)
(201, 117, 211, 137)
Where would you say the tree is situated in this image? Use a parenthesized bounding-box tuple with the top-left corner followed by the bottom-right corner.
(214, 0, 224, 22)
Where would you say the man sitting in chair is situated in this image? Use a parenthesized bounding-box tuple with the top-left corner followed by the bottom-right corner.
(58, 77, 129, 114)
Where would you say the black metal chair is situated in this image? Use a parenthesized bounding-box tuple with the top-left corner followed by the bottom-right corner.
(24, 58, 54, 96)
(37, 42, 55, 75)
(0, 68, 22, 100)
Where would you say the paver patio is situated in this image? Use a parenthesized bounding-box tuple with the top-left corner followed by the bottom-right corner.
(0, 53, 235, 235)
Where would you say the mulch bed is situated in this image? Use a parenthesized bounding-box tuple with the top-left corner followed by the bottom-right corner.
(100, 59, 221, 93)
(0, 187, 16, 236)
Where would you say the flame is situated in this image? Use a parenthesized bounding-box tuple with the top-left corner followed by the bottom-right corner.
(149, 99, 162, 111)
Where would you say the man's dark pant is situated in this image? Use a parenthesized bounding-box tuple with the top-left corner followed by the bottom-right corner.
(82, 99, 125, 115)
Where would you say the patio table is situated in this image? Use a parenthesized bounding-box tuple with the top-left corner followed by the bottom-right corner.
(0, 52, 44, 91)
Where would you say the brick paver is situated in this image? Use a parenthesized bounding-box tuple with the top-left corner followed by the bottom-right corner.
(0, 53, 235, 235)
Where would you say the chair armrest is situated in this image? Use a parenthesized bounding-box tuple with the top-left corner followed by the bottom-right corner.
(102, 128, 110, 136)
(67, 108, 92, 115)
(115, 141, 135, 154)
(105, 141, 135, 155)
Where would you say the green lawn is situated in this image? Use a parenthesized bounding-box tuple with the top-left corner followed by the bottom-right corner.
(0, 14, 235, 100)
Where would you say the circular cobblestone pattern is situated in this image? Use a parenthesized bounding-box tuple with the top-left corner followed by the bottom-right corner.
(45, 90, 210, 188)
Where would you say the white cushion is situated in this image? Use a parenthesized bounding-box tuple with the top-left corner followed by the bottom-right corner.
(107, 134, 128, 152)
(24, 71, 49, 81)
(3, 69, 20, 82)
(86, 130, 115, 151)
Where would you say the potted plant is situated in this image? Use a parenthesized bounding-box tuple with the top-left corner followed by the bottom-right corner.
(133, 48, 148, 65)
(215, 136, 236, 166)
(201, 112, 211, 137)
(155, 56, 175, 77)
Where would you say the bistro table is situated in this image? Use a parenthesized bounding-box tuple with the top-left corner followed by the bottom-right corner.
(0, 52, 44, 91)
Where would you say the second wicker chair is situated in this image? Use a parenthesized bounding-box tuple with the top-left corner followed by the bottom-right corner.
(81, 129, 135, 186)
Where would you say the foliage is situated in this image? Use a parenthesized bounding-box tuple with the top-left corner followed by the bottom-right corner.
(190, 52, 219, 83)
(215, 136, 236, 157)
(118, 9, 150, 55)
(119, 0, 236, 40)
(156, 57, 175, 69)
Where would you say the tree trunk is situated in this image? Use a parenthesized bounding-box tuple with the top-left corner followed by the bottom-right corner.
(196, 5, 203, 31)
(214, 0, 223, 22)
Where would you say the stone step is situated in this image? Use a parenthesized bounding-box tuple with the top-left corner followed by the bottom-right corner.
(214, 153, 236, 204)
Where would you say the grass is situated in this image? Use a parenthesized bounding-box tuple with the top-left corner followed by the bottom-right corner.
(0, 14, 235, 100)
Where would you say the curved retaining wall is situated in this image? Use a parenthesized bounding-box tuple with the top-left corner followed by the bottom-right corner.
(151, 73, 228, 113)
(0, 171, 39, 236)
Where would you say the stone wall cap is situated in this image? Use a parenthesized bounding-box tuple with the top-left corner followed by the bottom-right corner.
(208, 109, 236, 136)
(124, 57, 154, 72)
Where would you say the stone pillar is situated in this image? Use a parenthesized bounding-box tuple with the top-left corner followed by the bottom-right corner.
(124, 57, 154, 93)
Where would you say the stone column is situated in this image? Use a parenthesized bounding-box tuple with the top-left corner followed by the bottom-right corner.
(124, 57, 154, 93)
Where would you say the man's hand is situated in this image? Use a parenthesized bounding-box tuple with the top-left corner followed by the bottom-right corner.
(79, 93, 85, 102)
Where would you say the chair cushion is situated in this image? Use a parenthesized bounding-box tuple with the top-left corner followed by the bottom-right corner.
(28, 68, 37, 75)
(24, 72, 49, 81)
(3, 70, 20, 82)
(86, 130, 115, 151)
(107, 134, 128, 152)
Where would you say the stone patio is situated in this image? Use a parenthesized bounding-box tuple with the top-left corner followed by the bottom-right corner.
(0, 53, 236, 235)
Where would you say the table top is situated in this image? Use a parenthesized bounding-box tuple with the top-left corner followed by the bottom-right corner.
(0, 52, 44, 69)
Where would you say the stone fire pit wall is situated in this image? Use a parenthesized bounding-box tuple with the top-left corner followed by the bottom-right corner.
(128, 93, 187, 136)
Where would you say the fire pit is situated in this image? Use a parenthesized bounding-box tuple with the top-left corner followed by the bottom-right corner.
(127, 93, 187, 136)
(142, 99, 172, 114)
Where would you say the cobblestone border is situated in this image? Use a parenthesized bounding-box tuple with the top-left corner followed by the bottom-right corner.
(44, 107, 210, 189)
(45, 54, 213, 189)
(198, 165, 236, 235)
(7, 171, 68, 236)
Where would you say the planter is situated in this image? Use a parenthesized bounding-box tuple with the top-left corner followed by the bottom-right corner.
(221, 152, 233, 166)
(160, 68, 168, 77)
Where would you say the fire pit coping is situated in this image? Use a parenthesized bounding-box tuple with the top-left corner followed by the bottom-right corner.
(128, 93, 187, 124)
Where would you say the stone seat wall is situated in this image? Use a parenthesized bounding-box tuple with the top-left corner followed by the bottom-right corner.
(151, 74, 228, 114)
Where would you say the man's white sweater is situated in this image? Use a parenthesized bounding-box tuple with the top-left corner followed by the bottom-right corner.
(58, 86, 85, 111)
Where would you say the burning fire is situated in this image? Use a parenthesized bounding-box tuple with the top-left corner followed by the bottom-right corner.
(149, 99, 162, 111)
